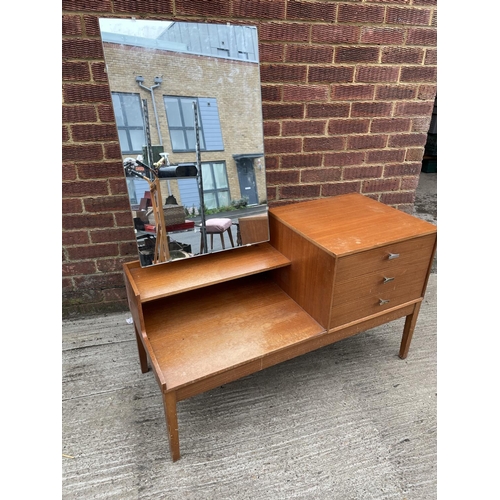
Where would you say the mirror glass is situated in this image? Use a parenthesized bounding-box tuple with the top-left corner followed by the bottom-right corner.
(99, 18, 269, 267)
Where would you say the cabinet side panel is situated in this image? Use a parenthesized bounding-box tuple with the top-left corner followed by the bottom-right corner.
(270, 214, 334, 328)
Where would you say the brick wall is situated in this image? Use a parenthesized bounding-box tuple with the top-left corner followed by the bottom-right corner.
(62, 0, 437, 317)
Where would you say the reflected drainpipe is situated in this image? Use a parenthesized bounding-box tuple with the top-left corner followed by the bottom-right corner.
(136, 76, 163, 146)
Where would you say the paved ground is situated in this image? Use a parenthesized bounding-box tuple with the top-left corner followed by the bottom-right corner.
(62, 173, 437, 499)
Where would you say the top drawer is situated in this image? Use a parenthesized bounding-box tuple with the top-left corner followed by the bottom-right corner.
(335, 233, 436, 282)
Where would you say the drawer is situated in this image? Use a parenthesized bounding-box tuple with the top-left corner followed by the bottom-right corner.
(330, 252, 431, 328)
(335, 233, 436, 283)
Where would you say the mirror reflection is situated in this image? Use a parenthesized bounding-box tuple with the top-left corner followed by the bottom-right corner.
(99, 19, 269, 266)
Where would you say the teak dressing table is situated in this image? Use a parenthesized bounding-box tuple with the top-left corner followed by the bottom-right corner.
(123, 193, 437, 461)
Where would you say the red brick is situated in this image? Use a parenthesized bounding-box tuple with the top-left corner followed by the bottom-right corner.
(362, 178, 400, 193)
(264, 137, 302, 154)
(63, 213, 115, 231)
(115, 211, 135, 227)
(91, 62, 108, 82)
(73, 272, 125, 290)
(77, 161, 123, 179)
(63, 105, 97, 123)
(261, 85, 282, 102)
(266, 170, 301, 185)
(324, 151, 365, 166)
(62, 163, 77, 182)
(109, 179, 129, 197)
(361, 27, 405, 45)
(287, 0, 337, 21)
(63, 180, 109, 197)
(259, 43, 284, 63)
(388, 133, 427, 148)
(62, 261, 97, 277)
(62, 39, 104, 60)
(84, 196, 131, 213)
(63, 144, 103, 162)
(62, 0, 112, 12)
(63, 197, 82, 214)
(279, 184, 321, 199)
(400, 66, 437, 82)
(71, 124, 118, 142)
(376, 85, 417, 100)
(153, 0, 205, 16)
(282, 120, 326, 136)
(322, 182, 361, 197)
(304, 136, 345, 152)
(312, 25, 360, 44)
(401, 176, 420, 190)
(351, 102, 392, 117)
(411, 117, 432, 132)
(308, 66, 354, 83)
(97, 258, 133, 273)
(348, 134, 388, 150)
(307, 103, 350, 118)
(356, 66, 400, 83)
(384, 163, 422, 177)
(371, 118, 411, 133)
(413, 0, 437, 5)
(104, 143, 123, 160)
(286, 45, 333, 64)
(366, 149, 405, 164)
(407, 28, 437, 46)
(63, 61, 90, 81)
(62, 231, 90, 247)
(263, 103, 304, 120)
(83, 14, 100, 35)
(301, 168, 341, 183)
(283, 85, 329, 102)
(425, 49, 437, 65)
(338, 4, 385, 23)
(97, 104, 116, 122)
(282, 153, 323, 168)
(260, 64, 307, 83)
(90, 227, 136, 244)
(336, 47, 379, 63)
(331, 85, 374, 101)
(258, 22, 309, 42)
(394, 101, 434, 116)
(328, 119, 370, 135)
(386, 7, 431, 26)
(267, 186, 277, 201)
(63, 84, 112, 104)
(63, 126, 70, 143)
(343, 165, 383, 180)
(381, 47, 424, 64)
(380, 191, 415, 205)
(263, 121, 281, 136)
(62, 14, 82, 35)
(233, 0, 285, 19)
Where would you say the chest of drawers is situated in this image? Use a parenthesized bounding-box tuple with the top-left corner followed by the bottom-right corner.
(124, 193, 436, 461)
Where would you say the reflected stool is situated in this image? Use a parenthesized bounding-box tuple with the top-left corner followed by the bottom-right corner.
(200, 218, 235, 252)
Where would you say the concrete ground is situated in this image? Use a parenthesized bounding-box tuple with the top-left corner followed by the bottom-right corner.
(62, 172, 437, 499)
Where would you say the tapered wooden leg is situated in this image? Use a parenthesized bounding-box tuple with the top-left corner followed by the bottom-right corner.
(399, 302, 422, 359)
(163, 391, 180, 462)
(135, 327, 149, 373)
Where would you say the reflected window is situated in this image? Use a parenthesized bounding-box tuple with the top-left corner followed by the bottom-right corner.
(111, 93, 145, 154)
(202, 162, 230, 210)
(164, 96, 223, 152)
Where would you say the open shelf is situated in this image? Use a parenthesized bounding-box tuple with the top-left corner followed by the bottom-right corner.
(142, 274, 324, 394)
(124, 242, 290, 302)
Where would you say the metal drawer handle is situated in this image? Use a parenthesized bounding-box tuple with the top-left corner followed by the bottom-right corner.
(388, 253, 400, 260)
(379, 299, 390, 305)
(383, 276, 395, 284)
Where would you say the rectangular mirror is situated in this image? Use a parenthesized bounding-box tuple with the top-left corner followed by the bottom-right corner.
(99, 19, 269, 267)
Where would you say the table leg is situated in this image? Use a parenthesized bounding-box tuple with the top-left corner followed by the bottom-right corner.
(163, 391, 180, 462)
(399, 302, 422, 359)
(135, 326, 149, 373)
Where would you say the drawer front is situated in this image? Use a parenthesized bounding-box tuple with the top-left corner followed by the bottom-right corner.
(330, 233, 435, 328)
(335, 233, 436, 283)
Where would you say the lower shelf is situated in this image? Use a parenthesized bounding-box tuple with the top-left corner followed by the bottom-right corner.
(142, 273, 325, 396)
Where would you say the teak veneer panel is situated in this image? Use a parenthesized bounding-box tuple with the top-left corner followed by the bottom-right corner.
(142, 274, 324, 393)
(269, 193, 436, 257)
(125, 242, 290, 302)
